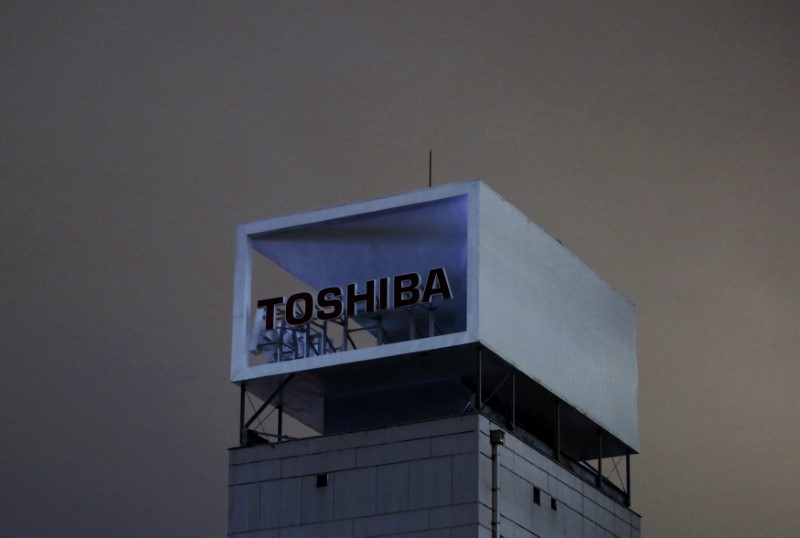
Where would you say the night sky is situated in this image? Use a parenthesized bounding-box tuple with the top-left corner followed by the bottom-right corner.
(2, 2, 799, 536)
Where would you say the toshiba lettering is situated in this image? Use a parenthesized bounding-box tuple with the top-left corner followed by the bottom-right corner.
(257, 267, 452, 330)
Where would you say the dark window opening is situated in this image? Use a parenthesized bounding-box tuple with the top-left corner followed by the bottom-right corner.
(316, 473, 328, 487)
(550, 498, 557, 511)
(533, 487, 541, 505)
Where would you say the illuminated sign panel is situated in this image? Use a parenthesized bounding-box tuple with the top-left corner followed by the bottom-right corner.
(231, 181, 639, 451)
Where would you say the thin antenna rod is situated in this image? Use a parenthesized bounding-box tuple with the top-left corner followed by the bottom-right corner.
(428, 150, 432, 188)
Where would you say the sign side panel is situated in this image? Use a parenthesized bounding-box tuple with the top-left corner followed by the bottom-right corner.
(477, 187, 639, 450)
(231, 227, 252, 381)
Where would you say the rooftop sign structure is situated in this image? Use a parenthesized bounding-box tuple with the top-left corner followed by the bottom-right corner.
(232, 180, 638, 455)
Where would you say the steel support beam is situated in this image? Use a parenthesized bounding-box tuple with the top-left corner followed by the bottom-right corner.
(243, 374, 295, 431)
(477, 347, 483, 411)
(511, 372, 516, 431)
(554, 399, 561, 463)
(277, 405, 283, 442)
(626, 449, 631, 507)
(596, 429, 604, 489)
(239, 383, 246, 445)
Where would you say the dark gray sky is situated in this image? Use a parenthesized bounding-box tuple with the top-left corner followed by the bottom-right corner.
(2, 2, 798, 536)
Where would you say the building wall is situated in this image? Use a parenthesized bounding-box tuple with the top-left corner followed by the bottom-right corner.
(475, 416, 640, 538)
(228, 414, 640, 537)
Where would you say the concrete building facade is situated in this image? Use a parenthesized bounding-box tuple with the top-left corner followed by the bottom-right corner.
(228, 414, 640, 537)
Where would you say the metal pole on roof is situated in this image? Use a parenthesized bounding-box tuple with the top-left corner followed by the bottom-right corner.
(428, 150, 432, 188)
